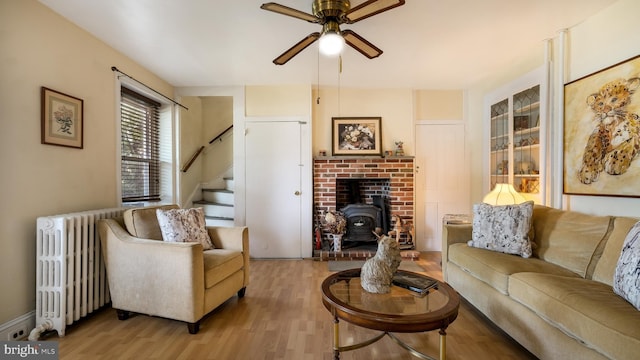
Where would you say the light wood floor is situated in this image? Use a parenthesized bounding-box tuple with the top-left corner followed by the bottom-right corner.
(48, 253, 537, 359)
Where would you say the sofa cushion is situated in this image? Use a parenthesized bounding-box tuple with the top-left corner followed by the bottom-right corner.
(123, 204, 179, 240)
(593, 216, 639, 286)
(531, 206, 611, 278)
(468, 201, 534, 258)
(509, 272, 640, 360)
(614, 221, 640, 310)
(203, 250, 244, 289)
(156, 207, 214, 250)
(449, 243, 578, 294)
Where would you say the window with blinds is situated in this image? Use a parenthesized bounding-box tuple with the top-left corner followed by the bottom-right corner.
(120, 87, 161, 202)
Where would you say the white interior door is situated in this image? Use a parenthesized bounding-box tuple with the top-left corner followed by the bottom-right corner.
(415, 123, 469, 251)
(245, 121, 302, 258)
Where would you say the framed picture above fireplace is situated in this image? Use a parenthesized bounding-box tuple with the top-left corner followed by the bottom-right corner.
(332, 117, 382, 156)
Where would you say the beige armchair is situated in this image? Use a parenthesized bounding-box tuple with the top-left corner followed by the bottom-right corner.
(97, 205, 249, 334)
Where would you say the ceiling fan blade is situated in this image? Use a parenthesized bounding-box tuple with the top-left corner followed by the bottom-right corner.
(342, 30, 383, 59)
(273, 33, 320, 65)
(345, 0, 405, 23)
(260, 2, 320, 23)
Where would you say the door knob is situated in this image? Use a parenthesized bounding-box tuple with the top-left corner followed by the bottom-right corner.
(294, 191, 301, 196)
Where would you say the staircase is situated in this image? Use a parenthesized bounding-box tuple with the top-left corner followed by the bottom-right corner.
(194, 177, 235, 227)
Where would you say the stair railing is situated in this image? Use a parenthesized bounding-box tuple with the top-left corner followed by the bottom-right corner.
(181, 125, 233, 173)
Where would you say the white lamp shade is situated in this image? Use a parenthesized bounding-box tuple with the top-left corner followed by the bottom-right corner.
(319, 32, 345, 56)
(482, 183, 527, 205)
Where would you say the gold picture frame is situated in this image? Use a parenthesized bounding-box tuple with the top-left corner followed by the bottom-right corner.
(564, 54, 640, 197)
(331, 117, 382, 156)
(41, 87, 84, 149)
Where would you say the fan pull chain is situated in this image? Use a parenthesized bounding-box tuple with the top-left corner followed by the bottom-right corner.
(338, 55, 342, 116)
(316, 46, 321, 104)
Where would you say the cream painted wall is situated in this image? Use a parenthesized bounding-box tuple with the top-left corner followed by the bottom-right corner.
(179, 97, 204, 206)
(201, 97, 233, 185)
(312, 87, 414, 156)
(245, 85, 311, 117)
(414, 90, 464, 120)
(0, 1, 173, 325)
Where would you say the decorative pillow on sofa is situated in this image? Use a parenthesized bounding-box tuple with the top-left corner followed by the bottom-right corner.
(468, 201, 534, 258)
(156, 207, 214, 250)
(614, 221, 640, 310)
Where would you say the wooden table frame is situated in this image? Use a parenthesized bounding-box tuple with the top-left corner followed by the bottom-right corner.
(322, 269, 460, 360)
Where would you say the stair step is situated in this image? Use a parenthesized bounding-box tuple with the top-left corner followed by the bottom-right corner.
(204, 215, 235, 227)
(223, 177, 234, 191)
(202, 188, 234, 205)
(205, 215, 234, 221)
(194, 200, 234, 218)
(193, 200, 232, 207)
(202, 188, 233, 193)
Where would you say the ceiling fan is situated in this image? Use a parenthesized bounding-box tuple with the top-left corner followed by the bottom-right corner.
(260, 0, 405, 65)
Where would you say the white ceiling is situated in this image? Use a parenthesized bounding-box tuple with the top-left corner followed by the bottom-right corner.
(38, 0, 618, 89)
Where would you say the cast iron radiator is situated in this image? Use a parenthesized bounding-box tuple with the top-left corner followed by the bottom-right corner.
(33, 208, 125, 337)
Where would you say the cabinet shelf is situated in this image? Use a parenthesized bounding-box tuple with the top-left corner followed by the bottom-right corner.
(514, 126, 540, 136)
(490, 113, 509, 122)
(514, 143, 540, 152)
(514, 101, 540, 115)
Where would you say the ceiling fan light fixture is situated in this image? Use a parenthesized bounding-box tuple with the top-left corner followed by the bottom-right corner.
(318, 20, 344, 57)
(319, 32, 344, 56)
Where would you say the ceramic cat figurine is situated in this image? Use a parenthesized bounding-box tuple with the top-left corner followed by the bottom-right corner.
(361, 235, 401, 293)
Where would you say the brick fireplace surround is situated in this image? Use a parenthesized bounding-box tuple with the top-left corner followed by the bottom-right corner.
(313, 156, 414, 259)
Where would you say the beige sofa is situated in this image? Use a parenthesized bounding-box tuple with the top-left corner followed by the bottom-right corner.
(98, 205, 249, 334)
(443, 205, 640, 359)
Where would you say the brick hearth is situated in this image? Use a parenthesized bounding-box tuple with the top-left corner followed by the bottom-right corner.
(313, 156, 414, 254)
(318, 248, 421, 261)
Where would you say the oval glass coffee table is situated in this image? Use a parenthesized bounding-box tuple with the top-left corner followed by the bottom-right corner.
(321, 268, 460, 360)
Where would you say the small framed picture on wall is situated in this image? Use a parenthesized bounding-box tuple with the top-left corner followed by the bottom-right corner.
(41, 87, 84, 149)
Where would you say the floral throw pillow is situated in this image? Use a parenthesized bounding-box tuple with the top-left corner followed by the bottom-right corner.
(468, 201, 534, 258)
(156, 207, 214, 250)
(614, 221, 640, 310)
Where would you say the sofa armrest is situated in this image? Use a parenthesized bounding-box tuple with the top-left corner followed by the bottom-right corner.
(442, 223, 472, 281)
(98, 219, 205, 323)
(443, 223, 472, 247)
(207, 226, 250, 287)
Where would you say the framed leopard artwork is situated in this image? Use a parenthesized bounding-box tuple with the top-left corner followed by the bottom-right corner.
(564, 54, 640, 197)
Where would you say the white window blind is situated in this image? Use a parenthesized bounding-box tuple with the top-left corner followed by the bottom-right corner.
(120, 87, 161, 202)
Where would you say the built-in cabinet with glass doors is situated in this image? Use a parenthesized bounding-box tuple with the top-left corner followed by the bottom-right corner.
(485, 67, 547, 204)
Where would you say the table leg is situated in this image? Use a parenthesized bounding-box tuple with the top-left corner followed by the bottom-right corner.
(333, 316, 340, 360)
(439, 328, 446, 360)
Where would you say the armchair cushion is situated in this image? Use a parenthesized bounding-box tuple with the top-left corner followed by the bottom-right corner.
(203, 250, 244, 288)
(156, 207, 214, 250)
(124, 204, 179, 240)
